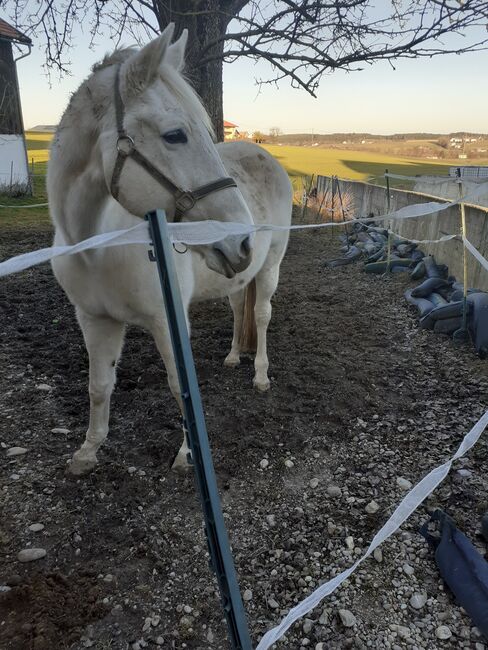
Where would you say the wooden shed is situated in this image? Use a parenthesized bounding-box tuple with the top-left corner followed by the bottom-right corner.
(0, 18, 32, 193)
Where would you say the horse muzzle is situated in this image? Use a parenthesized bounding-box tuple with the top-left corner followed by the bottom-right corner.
(207, 234, 253, 278)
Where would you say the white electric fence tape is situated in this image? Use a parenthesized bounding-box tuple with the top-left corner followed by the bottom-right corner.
(0, 196, 474, 279)
(463, 237, 488, 274)
(0, 202, 49, 209)
(256, 409, 488, 650)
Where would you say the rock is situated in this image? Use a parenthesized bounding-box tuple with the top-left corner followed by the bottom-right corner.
(28, 523, 45, 532)
(373, 548, 383, 562)
(456, 469, 472, 478)
(365, 500, 379, 514)
(243, 589, 253, 602)
(6, 447, 28, 457)
(36, 384, 52, 391)
(51, 427, 70, 434)
(410, 593, 427, 609)
(327, 485, 342, 498)
(436, 625, 452, 640)
(155, 638, 164, 646)
(315, 644, 325, 650)
(303, 618, 313, 634)
(266, 515, 276, 527)
(403, 563, 415, 576)
(338, 609, 357, 628)
(345, 536, 354, 550)
(309, 478, 319, 489)
(268, 598, 279, 609)
(284, 459, 294, 468)
(260, 459, 269, 470)
(396, 477, 412, 490)
(127, 466, 137, 474)
(17, 548, 46, 562)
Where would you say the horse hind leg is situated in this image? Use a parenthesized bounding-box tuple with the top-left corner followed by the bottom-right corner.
(253, 263, 281, 392)
(224, 289, 245, 367)
(69, 311, 125, 476)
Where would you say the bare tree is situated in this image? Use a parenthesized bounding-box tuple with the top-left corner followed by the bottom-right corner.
(6, 1, 488, 140)
(269, 126, 283, 139)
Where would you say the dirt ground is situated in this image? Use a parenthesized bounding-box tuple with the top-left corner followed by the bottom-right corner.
(1, 222, 487, 650)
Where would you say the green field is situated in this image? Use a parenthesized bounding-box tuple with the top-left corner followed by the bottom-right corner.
(261, 144, 486, 189)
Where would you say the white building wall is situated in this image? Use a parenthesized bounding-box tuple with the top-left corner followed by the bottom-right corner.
(0, 134, 29, 189)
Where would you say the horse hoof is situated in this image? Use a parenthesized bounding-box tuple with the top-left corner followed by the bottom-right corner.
(224, 354, 240, 368)
(171, 451, 192, 473)
(253, 378, 270, 392)
(68, 453, 97, 476)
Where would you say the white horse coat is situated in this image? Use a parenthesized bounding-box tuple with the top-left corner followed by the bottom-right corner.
(47, 26, 292, 474)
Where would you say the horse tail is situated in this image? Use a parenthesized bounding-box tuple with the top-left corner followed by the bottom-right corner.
(238, 279, 257, 353)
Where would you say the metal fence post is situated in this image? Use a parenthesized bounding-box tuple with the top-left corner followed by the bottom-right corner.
(145, 209, 253, 650)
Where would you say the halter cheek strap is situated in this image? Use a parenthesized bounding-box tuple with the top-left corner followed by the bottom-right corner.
(110, 65, 237, 223)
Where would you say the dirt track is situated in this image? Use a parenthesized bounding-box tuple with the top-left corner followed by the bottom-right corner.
(1, 222, 487, 650)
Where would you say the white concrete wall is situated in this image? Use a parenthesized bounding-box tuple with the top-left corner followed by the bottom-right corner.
(413, 179, 488, 208)
(0, 134, 29, 189)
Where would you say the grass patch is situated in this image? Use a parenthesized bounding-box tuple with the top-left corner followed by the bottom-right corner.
(261, 144, 488, 190)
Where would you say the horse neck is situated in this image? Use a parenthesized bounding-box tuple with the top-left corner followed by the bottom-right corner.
(49, 67, 116, 244)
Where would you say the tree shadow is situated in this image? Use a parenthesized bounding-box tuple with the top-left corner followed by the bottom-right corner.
(340, 158, 453, 187)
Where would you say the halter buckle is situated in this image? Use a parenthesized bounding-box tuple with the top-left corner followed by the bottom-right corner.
(116, 134, 135, 156)
(174, 191, 196, 215)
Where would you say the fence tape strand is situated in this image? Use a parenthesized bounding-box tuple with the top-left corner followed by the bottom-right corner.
(256, 409, 488, 650)
(1, 192, 487, 279)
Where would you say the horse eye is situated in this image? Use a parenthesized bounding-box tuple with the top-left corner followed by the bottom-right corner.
(162, 129, 188, 144)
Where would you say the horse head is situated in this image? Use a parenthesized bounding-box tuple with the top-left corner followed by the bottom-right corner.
(99, 24, 253, 278)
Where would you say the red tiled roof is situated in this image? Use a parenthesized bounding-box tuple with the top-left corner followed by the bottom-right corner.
(224, 120, 238, 128)
(0, 18, 32, 44)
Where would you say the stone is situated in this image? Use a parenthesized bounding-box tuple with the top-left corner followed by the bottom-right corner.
(28, 523, 44, 532)
(303, 618, 313, 634)
(268, 598, 279, 609)
(36, 384, 52, 391)
(403, 563, 415, 576)
(365, 500, 379, 514)
(396, 477, 412, 490)
(243, 589, 253, 602)
(309, 478, 319, 489)
(17, 548, 46, 562)
(284, 459, 294, 468)
(345, 536, 354, 550)
(373, 548, 383, 563)
(436, 625, 452, 640)
(260, 459, 269, 470)
(6, 447, 28, 457)
(127, 466, 137, 474)
(327, 485, 342, 498)
(338, 609, 357, 627)
(266, 515, 276, 527)
(51, 427, 70, 434)
(409, 593, 427, 609)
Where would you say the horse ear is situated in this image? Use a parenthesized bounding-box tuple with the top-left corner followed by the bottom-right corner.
(165, 29, 188, 71)
(124, 24, 175, 90)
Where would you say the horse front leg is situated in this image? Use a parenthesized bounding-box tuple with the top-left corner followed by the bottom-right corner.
(150, 319, 191, 471)
(253, 264, 281, 392)
(224, 289, 245, 368)
(69, 311, 125, 475)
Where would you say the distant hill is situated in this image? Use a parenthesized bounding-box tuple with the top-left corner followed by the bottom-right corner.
(275, 132, 488, 144)
(28, 125, 57, 132)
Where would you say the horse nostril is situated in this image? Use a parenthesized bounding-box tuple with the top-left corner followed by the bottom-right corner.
(241, 236, 251, 257)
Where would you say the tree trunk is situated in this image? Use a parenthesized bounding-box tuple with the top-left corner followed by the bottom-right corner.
(155, 0, 242, 142)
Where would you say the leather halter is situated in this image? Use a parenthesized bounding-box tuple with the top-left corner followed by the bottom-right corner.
(110, 65, 237, 222)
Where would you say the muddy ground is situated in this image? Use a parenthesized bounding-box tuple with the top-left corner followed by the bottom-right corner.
(1, 222, 487, 650)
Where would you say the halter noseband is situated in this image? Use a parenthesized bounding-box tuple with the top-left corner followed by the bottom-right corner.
(110, 65, 237, 223)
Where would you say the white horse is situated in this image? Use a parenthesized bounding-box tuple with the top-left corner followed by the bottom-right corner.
(47, 25, 292, 475)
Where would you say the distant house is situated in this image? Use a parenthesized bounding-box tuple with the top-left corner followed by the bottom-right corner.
(224, 120, 239, 140)
(0, 18, 31, 193)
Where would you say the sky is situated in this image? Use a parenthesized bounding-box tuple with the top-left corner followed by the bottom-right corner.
(15, 17, 488, 135)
